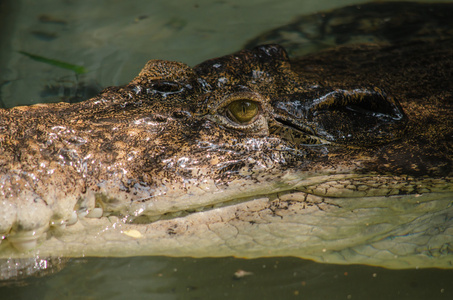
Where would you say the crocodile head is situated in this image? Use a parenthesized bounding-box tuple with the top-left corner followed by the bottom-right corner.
(0, 42, 452, 269)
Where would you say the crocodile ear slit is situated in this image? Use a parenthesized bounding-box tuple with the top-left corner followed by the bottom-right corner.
(308, 88, 407, 145)
(312, 88, 405, 120)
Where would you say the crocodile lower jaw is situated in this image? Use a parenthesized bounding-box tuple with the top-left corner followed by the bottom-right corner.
(1, 174, 452, 269)
(58, 192, 453, 270)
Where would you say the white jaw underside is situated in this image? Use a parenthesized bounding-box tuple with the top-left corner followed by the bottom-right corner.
(1, 173, 452, 269)
(0, 173, 453, 268)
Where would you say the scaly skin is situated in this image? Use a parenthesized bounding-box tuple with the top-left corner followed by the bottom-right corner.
(0, 5, 452, 273)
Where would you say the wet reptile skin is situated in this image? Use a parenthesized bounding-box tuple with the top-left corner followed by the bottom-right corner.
(0, 3, 452, 278)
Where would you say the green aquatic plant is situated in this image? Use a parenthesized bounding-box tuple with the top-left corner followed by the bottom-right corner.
(18, 51, 87, 74)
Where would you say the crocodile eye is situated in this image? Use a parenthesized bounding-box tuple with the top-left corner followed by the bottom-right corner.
(227, 100, 259, 124)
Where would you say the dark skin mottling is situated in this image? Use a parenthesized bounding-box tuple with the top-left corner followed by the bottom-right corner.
(292, 40, 452, 177)
(0, 41, 451, 205)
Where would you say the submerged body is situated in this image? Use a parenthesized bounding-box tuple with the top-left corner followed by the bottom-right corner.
(0, 2, 452, 275)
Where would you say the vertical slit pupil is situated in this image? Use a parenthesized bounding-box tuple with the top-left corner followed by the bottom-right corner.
(227, 100, 259, 123)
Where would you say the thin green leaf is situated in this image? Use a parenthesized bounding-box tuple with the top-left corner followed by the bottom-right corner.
(18, 51, 87, 74)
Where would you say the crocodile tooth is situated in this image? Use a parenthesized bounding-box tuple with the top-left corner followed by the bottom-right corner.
(50, 219, 66, 229)
(7, 225, 48, 252)
(85, 207, 103, 218)
(77, 208, 89, 218)
(170, 211, 182, 217)
(212, 202, 224, 208)
(146, 215, 162, 222)
(66, 211, 78, 225)
(195, 206, 206, 212)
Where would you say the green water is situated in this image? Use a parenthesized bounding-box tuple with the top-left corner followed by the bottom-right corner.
(1, 0, 453, 298)
(0, 0, 378, 107)
(3, 256, 453, 300)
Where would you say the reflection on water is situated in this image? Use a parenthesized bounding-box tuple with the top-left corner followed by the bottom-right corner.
(2, 256, 453, 300)
(1, 0, 453, 298)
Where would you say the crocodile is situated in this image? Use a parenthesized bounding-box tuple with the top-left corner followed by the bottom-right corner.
(0, 3, 452, 277)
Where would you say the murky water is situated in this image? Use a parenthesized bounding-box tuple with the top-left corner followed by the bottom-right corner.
(1, 0, 453, 298)
(2, 256, 453, 300)
(1, 0, 376, 107)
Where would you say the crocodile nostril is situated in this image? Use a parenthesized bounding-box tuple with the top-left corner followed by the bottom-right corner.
(147, 81, 186, 97)
(172, 111, 191, 119)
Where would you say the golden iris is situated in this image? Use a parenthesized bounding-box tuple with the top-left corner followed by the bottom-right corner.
(227, 100, 259, 124)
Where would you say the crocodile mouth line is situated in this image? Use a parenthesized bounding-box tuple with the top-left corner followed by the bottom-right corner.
(87, 189, 317, 224)
(0, 189, 325, 252)
(116, 189, 340, 224)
